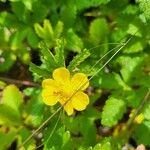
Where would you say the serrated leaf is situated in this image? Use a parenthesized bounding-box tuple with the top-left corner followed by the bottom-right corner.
(67, 48, 90, 71)
(39, 42, 57, 69)
(93, 73, 130, 90)
(101, 97, 126, 127)
(29, 63, 50, 78)
(2, 84, 23, 114)
(137, 0, 150, 21)
(54, 39, 65, 67)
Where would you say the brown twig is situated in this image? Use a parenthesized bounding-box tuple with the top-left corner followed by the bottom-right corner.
(0, 77, 40, 87)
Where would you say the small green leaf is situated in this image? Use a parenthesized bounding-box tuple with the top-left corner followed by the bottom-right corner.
(67, 48, 90, 71)
(24, 88, 44, 127)
(144, 102, 150, 120)
(133, 120, 150, 146)
(39, 42, 57, 69)
(101, 97, 126, 127)
(60, 2, 76, 28)
(2, 84, 23, 114)
(27, 28, 39, 48)
(29, 63, 50, 78)
(55, 39, 65, 67)
(66, 28, 83, 52)
(89, 18, 108, 45)
(54, 21, 64, 38)
(117, 55, 144, 82)
(43, 19, 54, 41)
(93, 142, 112, 150)
(34, 23, 45, 38)
(0, 104, 21, 126)
(0, 127, 16, 150)
(0, 51, 16, 72)
(92, 73, 130, 90)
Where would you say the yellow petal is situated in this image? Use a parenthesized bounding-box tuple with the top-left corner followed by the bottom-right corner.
(42, 79, 56, 88)
(42, 88, 59, 106)
(71, 73, 89, 91)
(72, 92, 89, 111)
(53, 67, 70, 84)
(64, 101, 74, 116)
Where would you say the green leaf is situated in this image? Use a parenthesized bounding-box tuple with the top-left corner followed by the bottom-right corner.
(92, 73, 130, 90)
(54, 21, 64, 39)
(0, 104, 21, 126)
(55, 39, 65, 67)
(2, 84, 23, 114)
(67, 48, 90, 71)
(24, 88, 44, 127)
(125, 87, 147, 108)
(34, 23, 45, 38)
(31, 1, 48, 23)
(60, 2, 76, 28)
(43, 19, 54, 41)
(89, 18, 108, 45)
(44, 127, 72, 150)
(101, 97, 126, 127)
(93, 142, 112, 150)
(117, 55, 144, 82)
(133, 120, 150, 146)
(144, 102, 150, 120)
(137, 0, 150, 21)
(27, 27, 39, 48)
(65, 28, 83, 52)
(76, 0, 110, 10)
(0, 127, 16, 150)
(39, 42, 57, 69)
(0, 51, 16, 72)
(10, 29, 27, 50)
(17, 127, 35, 149)
(29, 63, 50, 78)
(11, 1, 30, 23)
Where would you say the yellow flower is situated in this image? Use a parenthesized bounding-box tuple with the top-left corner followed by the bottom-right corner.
(42, 67, 89, 115)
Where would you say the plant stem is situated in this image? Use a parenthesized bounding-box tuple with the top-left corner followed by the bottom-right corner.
(0, 77, 39, 87)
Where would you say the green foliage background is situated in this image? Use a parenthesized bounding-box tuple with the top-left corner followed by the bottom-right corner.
(0, 0, 150, 149)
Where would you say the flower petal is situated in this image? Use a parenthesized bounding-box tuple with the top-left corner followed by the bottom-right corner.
(72, 92, 89, 111)
(71, 73, 89, 91)
(42, 88, 59, 106)
(64, 101, 74, 116)
(42, 79, 56, 88)
(53, 67, 70, 83)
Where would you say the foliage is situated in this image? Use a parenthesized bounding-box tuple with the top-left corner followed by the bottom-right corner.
(0, 0, 150, 149)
